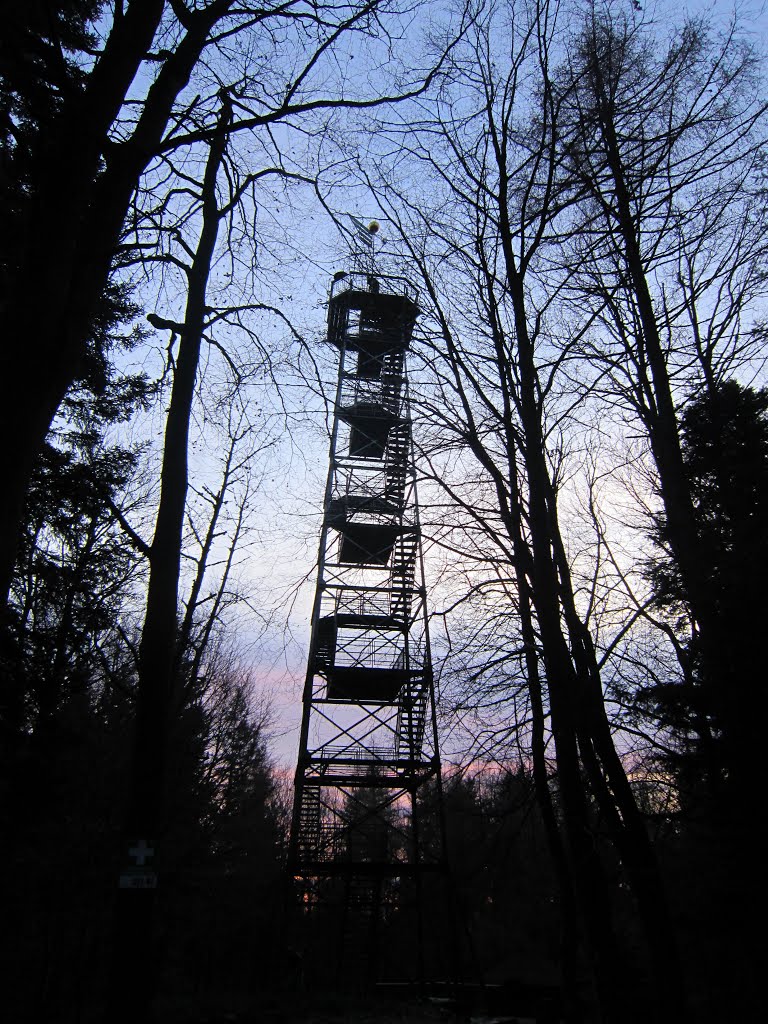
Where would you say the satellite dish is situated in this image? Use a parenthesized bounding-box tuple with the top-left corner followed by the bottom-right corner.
(368, 221, 380, 234)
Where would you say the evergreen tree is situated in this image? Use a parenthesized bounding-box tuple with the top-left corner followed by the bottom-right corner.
(641, 380, 768, 1021)
(645, 381, 768, 812)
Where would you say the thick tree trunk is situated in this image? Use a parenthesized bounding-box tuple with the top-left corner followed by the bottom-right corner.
(487, 372, 599, 1022)
(508, 304, 628, 1021)
(514, 525, 596, 1023)
(106, 97, 229, 1024)
(540, 477, 689, 1020)
(492, 153, 686, 1014)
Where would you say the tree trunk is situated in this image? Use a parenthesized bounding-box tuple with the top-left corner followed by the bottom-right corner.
(587, 49, 717, 657)
(496, 156, 685, 1014)
(106, 96, 230, 1024)
(513, 504, 595, 1024)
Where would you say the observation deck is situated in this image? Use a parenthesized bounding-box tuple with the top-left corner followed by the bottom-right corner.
(327, 272, 419, 356)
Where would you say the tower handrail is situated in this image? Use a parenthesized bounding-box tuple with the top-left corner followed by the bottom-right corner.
(330, 271, 419, 304)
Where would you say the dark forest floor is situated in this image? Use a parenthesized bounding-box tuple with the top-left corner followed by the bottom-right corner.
(158, 987, 547, 1024)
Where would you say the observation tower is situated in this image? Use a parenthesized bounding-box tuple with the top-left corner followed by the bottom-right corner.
(288, 254, 445, 984)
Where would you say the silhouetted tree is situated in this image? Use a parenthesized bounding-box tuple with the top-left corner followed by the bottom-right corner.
(6, 405, 145, 730)
(554, 2, 767, 803)
(550, 13, 767, 1011)
(635, 380, 768, 1018)
(0, 0, 459, 620)
(644, 382, 768, 801)
(159, 660, 285, 1010)
(363, 2, 695, 1018)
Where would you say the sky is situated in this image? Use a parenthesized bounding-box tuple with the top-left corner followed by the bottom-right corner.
(259, 0, 768, 769)
(109, 0, 768, 771)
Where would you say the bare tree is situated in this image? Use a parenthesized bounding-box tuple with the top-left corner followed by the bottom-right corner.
(553, 0, 768, 854)
(359, 2, 693, 1019)
(0, 0, 464, 618)
(105, 90, 290, 1021)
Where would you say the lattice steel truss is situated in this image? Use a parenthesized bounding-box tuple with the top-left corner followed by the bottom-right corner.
(289, 271, 445, 979)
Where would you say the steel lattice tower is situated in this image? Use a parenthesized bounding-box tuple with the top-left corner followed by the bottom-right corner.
(288, 268, 445, 984)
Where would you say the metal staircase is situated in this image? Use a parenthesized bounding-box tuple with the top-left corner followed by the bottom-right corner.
(297, 786, 322, 862)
